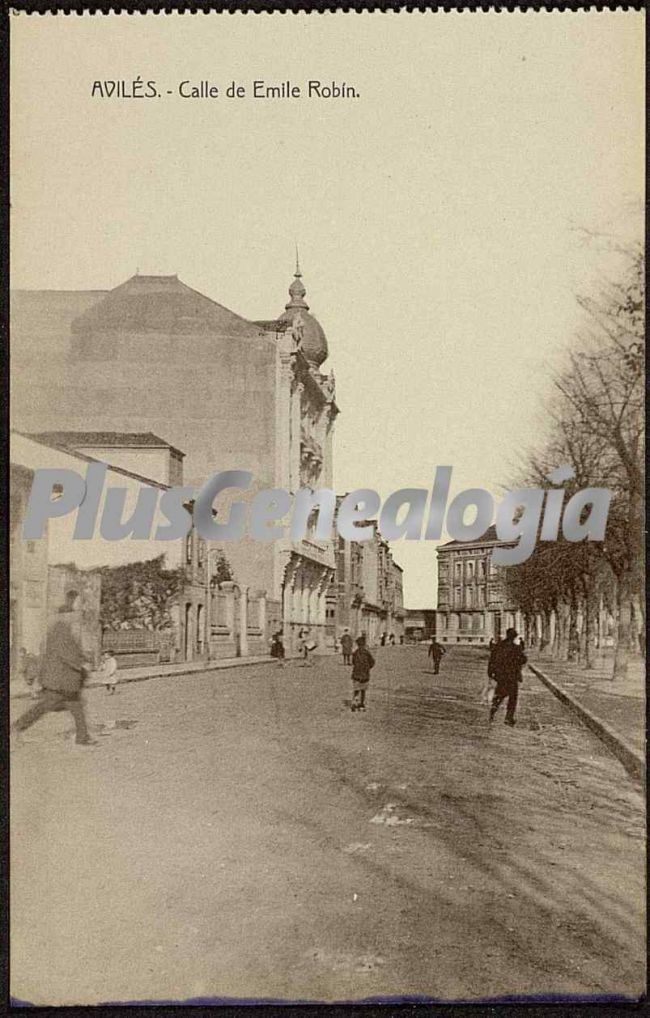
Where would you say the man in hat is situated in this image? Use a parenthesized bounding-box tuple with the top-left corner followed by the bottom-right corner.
(427, 636, 446, 675)
(12, 604, 96, 747)
(489, 627, 527, 727)
(340, 628, 353, 666)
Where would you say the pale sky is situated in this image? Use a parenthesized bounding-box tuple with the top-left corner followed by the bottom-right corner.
(10, 11, 645, 606)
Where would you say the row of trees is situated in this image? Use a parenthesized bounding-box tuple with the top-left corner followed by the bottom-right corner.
(504, 243, 644, 679)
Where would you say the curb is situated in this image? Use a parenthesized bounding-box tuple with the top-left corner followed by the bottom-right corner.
(528, 664, 645, 784)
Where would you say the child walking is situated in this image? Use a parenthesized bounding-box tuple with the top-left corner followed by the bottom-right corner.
(351, 636, 375, 712)
(101, 651, 118, 694)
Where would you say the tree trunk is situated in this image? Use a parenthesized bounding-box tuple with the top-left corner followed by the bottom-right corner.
(583, 586, 598, 670)
(556, 602, 571, 661)
(540, 611, 550, 654)
(630, 593, 645, 656)
(551, 609, 561, 658)
(612, 575, 632, 680)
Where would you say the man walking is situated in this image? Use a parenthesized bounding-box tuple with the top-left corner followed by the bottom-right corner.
(489, 627, 527, 727)
(12, 606, 96, 747)
(427, 636, 446, 675)
(340, 629, 353, 665)
(351, 635, 375, 712)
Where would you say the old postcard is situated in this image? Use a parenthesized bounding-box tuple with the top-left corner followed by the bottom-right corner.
(8, 8, 645, 1006)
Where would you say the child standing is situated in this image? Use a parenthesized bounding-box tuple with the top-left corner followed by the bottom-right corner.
(101, 651, 118, 694)
(351, 636, 374, 712)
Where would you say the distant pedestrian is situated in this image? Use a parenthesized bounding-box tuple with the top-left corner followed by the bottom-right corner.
(340, 629, 353, 665)
(12, 607, 96, 747)
(351, 636, 375, 712)
(399, 635, 404, 645)
(389, 633, 395, 646)
(298, 627, 316, 667)
(489, 628, 527, 727)
(380, 632, 387, 647)
(269, 629, 285, 667)
(427, 636, 446, 675)
(100, 650, 118, 693)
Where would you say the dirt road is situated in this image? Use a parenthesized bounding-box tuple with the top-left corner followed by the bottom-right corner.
(10, 646, 645, 1004)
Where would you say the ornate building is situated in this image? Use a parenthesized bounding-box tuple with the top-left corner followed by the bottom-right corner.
(256, 263, 338, 651)
(333, 514, 405, 647)
(435, 525, 522, 645)
(11, 259, 339, 654)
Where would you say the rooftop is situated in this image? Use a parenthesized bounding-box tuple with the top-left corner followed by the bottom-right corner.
(28, 431, 185, 458)
(439, 525, 504, 549)
(70, 274, 264, 339)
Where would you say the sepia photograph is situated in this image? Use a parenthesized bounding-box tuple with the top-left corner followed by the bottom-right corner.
(8, 8, 646, 1006)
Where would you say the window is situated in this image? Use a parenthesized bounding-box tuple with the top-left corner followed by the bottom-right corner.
(186, 532, 194, 564)
(467, 561, 475, 579)
(198, 539, 205, 566)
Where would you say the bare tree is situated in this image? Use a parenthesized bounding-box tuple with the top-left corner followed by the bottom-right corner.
(506, 243, 644, 679)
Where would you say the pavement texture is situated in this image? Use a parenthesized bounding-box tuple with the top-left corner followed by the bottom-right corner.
(528, 655, 645, 755)
(10, 646, 645, 1005)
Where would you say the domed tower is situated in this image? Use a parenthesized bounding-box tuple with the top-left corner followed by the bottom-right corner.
(278, 257, 328, 368)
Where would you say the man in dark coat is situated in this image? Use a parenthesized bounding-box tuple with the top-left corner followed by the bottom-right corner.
(489, 627, 527, 727)
(351, 636, 375, 712)
(12, 609, 96, 746)
(427, 636, 446, 675)
(340, 629, 353, 665)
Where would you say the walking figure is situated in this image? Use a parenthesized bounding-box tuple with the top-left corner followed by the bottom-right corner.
(269, 629, 286, 667)
(427, 636, 446, 675)
(489, 628, 527, 727)
(298, 627, 316, 667)
(340, 629, 353, 665)
(351, 636, 375, 712)
(12, 606, 96, 747)
(100, 650, 118, 693)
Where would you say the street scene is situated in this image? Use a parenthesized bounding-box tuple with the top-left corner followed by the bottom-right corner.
(9, 10, 644, 1007)
(11, 647, 644, 1005)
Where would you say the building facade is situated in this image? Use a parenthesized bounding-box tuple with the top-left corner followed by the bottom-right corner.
(435, 525, 522, 645)
(9, 431, 255, 672)
(333, 516, 405, 647)
(11, 262, 340, 653)
(403, 608, 437, 643)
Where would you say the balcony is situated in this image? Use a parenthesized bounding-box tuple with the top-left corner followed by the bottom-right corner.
(277, 535, 335, 570)
(299, 537, 335, 568)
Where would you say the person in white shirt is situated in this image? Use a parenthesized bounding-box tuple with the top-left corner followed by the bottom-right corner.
(101, 651, 118, 694)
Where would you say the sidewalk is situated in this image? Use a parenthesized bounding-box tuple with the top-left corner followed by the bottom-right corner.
(9, 653, 279, 701)
(528, 654, 645, 772)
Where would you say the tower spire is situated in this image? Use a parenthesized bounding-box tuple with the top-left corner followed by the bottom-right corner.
(286, 249, 308, 311)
